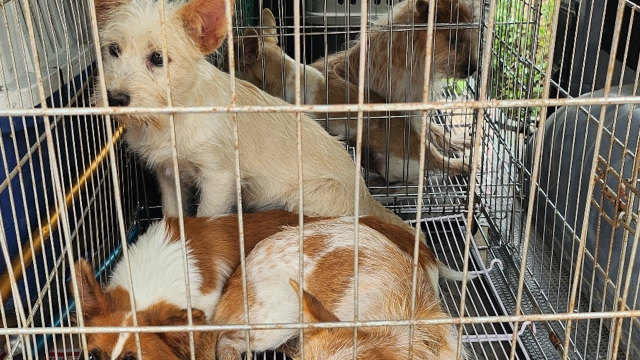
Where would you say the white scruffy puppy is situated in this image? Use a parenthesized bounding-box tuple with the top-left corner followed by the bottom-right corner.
(93, 0, 414, 233)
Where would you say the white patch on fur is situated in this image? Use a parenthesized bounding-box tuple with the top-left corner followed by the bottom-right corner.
(284, 63, 325, 105)
(111, 312, 132, 360)
(106, 221, 220, 319)
(375, 153, 421, 184)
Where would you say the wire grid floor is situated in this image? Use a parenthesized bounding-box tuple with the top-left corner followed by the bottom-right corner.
(483, 202, 627, 360)
(476, 106, 631, 359)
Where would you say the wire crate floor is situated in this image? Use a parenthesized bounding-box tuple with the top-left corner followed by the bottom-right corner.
(485, 200, 628, 360)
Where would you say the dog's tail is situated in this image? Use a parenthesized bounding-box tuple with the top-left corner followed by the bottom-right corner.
(437, 260, 479, 282)
(427, 122, 471, 153)
(411, 113, 472, 154)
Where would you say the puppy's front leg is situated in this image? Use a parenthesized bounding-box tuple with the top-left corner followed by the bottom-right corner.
(197, 170, 237, 216)
(157, 169, 190, 216)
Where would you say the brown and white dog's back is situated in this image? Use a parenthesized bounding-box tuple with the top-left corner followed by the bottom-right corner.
(204, 218, 462, 359)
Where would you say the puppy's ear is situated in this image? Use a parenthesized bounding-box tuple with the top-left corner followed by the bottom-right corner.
(238, 29, 262, 64)
(179, 0, 233, 54)
(71, 260, 108, 321)
(413, 0, 430, 22)
(93, 0, 129, 25)
(261, 8, 279, 45)
(149, 307, 207, 358)
(289, 279, 339, 324)
(413, 0, 454, 24)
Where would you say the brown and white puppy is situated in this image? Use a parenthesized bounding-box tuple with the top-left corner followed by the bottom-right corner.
(199, 218, 463, 359)
(71, 211, 308, 360)
(312, 0, 479, 160)
(94, 0, 415, 234)
(229, 8, 469, 182)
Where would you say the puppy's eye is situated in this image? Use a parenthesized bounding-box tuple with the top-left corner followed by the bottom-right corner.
(122, 354, 136, 360)
(149, 52, 164, 66)
(449, 32, 457, 45)
(109, 44, 120, 58)
(87, 350, 100, 360)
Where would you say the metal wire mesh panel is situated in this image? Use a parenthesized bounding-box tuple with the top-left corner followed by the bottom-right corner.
(1, 0, 640, 359)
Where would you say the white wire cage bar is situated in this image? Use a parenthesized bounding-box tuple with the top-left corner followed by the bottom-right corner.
(1, 0, 640, 359)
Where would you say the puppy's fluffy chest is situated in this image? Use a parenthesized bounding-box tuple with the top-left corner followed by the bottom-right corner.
(124, 112, 231, 179)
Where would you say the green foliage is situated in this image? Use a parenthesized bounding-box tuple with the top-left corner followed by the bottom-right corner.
(492, 0, 554, 120)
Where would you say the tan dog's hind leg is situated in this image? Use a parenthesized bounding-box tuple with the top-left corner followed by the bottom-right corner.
(424, 141, 468, 176)
(426, 121, 471, 153)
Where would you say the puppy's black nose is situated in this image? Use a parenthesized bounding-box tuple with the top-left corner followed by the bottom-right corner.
(465, 63, 478, 77)
(107, 91, 131, 107)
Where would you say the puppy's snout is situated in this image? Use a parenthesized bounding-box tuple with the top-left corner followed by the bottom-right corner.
(467, 62, 478, 76)
(107, 91, 131, 107)
(460, 62, 477, 78)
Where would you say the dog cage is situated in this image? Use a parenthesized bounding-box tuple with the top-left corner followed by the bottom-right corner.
(1, 0, 640, 359)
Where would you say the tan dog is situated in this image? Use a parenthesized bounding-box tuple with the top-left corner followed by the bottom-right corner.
(199, 218, 463, 359)
(229, 8, 468, 182)
(312, 0, 479, 165)
(94, 0, 413, 232)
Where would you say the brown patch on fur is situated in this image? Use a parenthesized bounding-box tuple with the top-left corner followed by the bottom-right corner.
(84, 302, 206, 360)
(358, 216, 437, 269)
(164, 210, 322, 294)
(179, 0, 233, 54)
(93, 0, 129, 25)
(306, 247, 354, 309)
(301, 234, 330, 259)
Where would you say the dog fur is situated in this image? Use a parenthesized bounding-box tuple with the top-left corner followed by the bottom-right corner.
(71, 211, 311, 360)
(311, 0, 479, 167)
(198, 218, 462, 359)
(230, 8, 470, 182)
(73, 210, 472, 359)
(94, 0, 415, 233)
(312, 0, 479, 103)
